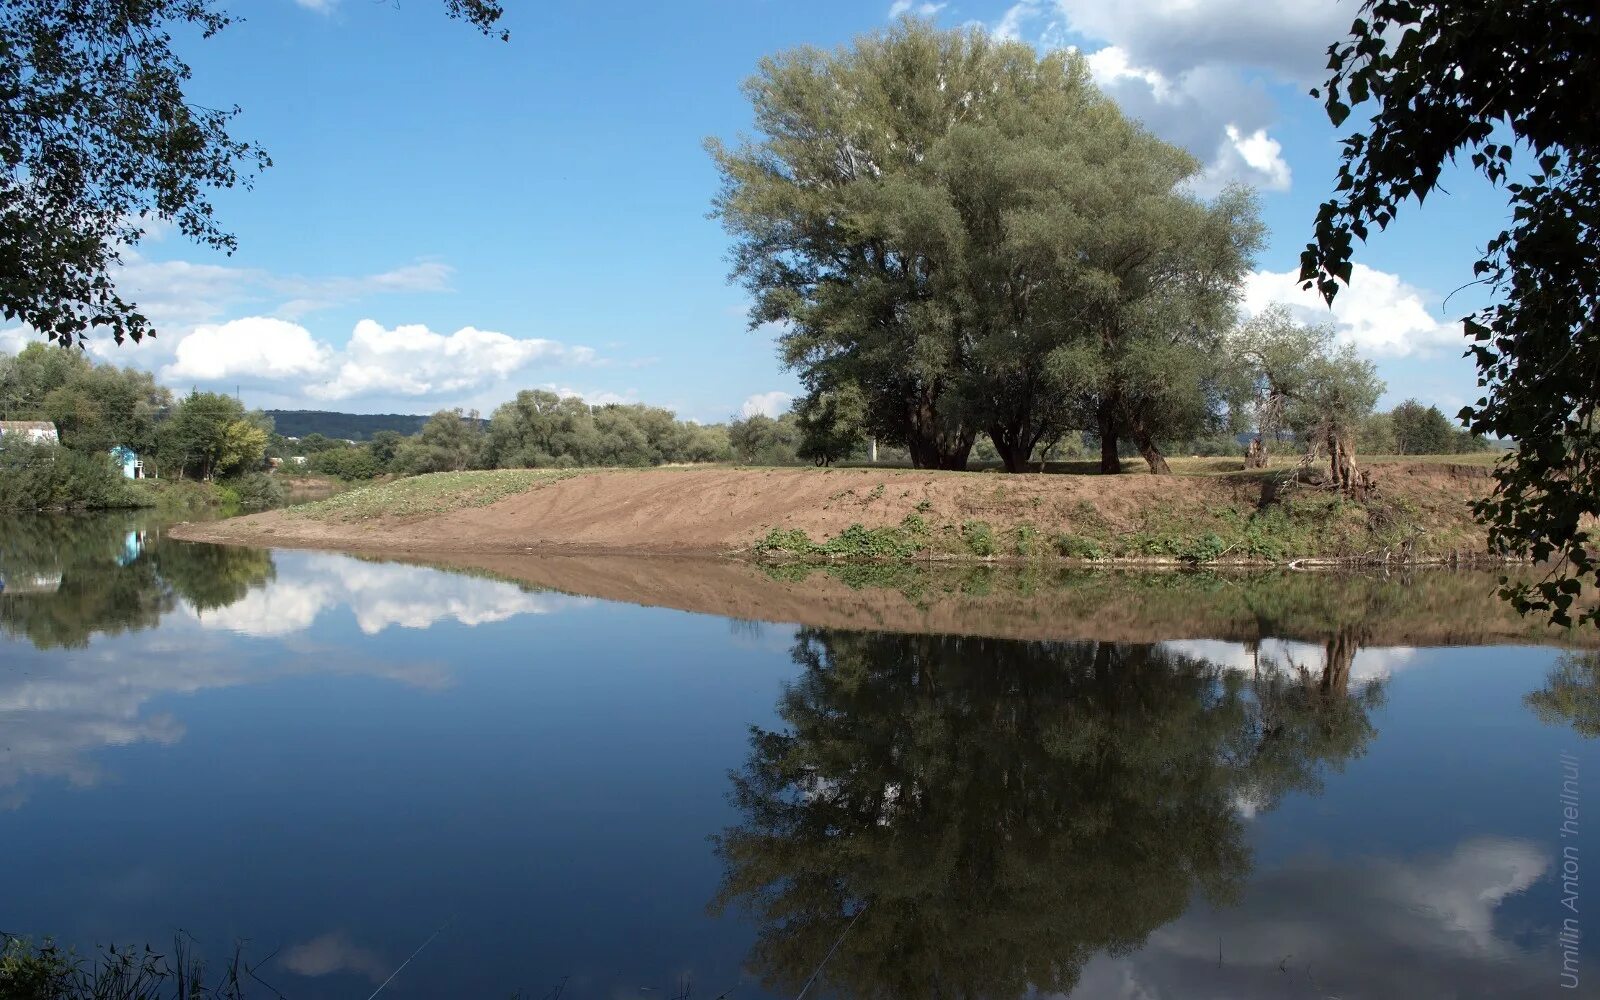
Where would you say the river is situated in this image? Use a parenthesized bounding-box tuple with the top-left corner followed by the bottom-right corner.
(1, 511, 1596, 998)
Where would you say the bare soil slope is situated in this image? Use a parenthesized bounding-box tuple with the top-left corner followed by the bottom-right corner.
(173, 463, 1494, 562)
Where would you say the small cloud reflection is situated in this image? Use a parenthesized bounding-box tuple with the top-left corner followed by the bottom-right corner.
(281, 930, 391, 983)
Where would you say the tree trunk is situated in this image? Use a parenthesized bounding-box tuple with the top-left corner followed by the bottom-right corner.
(990, 433, 1022, 473)
(1321, 629, 1357, 697)
(1133, 428, 1172, 475)
(1327, 428, 1357, 492)
(1244, 436, 1268, 469)
(1097, 403, 1121, 475)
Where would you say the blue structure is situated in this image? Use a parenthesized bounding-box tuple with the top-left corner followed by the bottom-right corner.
(109, 446, 144, 479)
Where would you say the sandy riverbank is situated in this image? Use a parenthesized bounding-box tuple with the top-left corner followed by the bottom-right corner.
(170, 462, 1501, 566)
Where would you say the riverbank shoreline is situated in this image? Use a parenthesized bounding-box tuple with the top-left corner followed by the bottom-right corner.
(170, 462, 1506, 568)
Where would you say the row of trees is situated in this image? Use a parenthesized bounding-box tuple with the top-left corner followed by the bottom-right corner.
(0, 344, 270, 481)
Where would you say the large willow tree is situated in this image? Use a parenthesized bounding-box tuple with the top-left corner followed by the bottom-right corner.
(709, 19, 1260, 471)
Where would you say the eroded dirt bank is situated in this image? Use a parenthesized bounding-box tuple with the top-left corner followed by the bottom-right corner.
(170, 463, 1495, 562)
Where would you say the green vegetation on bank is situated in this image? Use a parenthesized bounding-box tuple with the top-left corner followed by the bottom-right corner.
(752, 477, 1474, 566)
(291, 468, 575, 522)
(0, 345, 282, 511)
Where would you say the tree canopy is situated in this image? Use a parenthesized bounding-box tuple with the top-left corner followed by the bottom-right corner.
(0, 0, 505, 348)
(1304, 0, 1600, 625)
(710, 19, 1261, 473)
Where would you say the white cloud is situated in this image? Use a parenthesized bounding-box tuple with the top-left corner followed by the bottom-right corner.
(0, 327, 30, 356)
(1243, 263, 1464, 357)
(740, 390, 794, 419)
(293, 0, 337, 13)
(307, 319, 595, 401)
(991, 0, 1338, 193)
(154, 316, 598, 402)
(165, 317, 334, 383)
(888, 0, 947, 16)
(1192, 124, 1291, 195)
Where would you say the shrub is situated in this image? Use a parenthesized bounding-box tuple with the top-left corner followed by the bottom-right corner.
(224, 472, 285, 509)
(310, 446, 380, 480)
(961, 519, 995, 557)
(1052, 533, 1103, 559)
(0, 443, 141, 510)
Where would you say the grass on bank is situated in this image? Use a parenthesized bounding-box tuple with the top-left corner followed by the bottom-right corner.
(755, 479, 1483, 565)
(289, 468, 577, 521)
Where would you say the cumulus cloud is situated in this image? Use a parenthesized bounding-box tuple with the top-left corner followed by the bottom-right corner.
(165, 317, 334, 382)
(0, 326, 31, 356)
(1243, 263, 1464, 357)
(1195, 124, 1291, 195)
(740, 391, 794, 418)
(154, 315, 598, 402)
(306, 319, 596, 401)
(990, 0, 1342, 192)
(888, 0, 946, 16)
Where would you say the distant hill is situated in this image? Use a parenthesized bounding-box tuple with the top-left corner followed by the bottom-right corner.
(264, 410, 429, 441)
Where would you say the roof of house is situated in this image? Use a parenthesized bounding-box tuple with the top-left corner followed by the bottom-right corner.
(0, 421, 57, 432)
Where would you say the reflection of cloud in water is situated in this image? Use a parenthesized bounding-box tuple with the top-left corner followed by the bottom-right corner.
(281, 930, 390, 983)
(0, 630, 450, 800)
(1067, 837, 1548, 999)
(1162, 638, 1418, 682)
(190, 555, 589, 637)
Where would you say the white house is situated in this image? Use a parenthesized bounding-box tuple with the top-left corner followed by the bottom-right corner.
(0, 420, 60, 446)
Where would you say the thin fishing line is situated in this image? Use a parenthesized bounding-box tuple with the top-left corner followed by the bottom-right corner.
(365, 915, 454, 1000)
(793, 902, 869, 1000)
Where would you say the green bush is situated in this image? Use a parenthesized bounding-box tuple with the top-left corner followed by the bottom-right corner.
(309, 445, 380, 480)
(961, 519, 995, 557)
(223, 472, 285, 509)
(0, 443, 142, 510)
(1052, 532, 1103, 559)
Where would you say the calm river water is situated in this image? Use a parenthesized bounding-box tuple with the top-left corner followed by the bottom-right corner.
(2, 512, 1597, 998)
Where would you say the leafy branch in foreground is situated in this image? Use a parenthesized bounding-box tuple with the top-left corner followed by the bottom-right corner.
(1302, 0, 1599, 626)
(0, 0, 506, 348)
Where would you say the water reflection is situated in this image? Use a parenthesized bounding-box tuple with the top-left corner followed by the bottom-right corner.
(1526, 651, 1600, 738)
(712, 629, 1382, 997)
(0, 514, 593, 802)
(0, 513, 274, 648)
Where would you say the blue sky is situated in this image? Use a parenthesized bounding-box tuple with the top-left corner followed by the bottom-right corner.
(1, 0, 1509, 422)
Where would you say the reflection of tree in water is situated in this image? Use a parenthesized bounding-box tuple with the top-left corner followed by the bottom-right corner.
(0, 514, 273, 649)
(712, 629, 1383, 998)
(1526, 651, 1600, 738)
